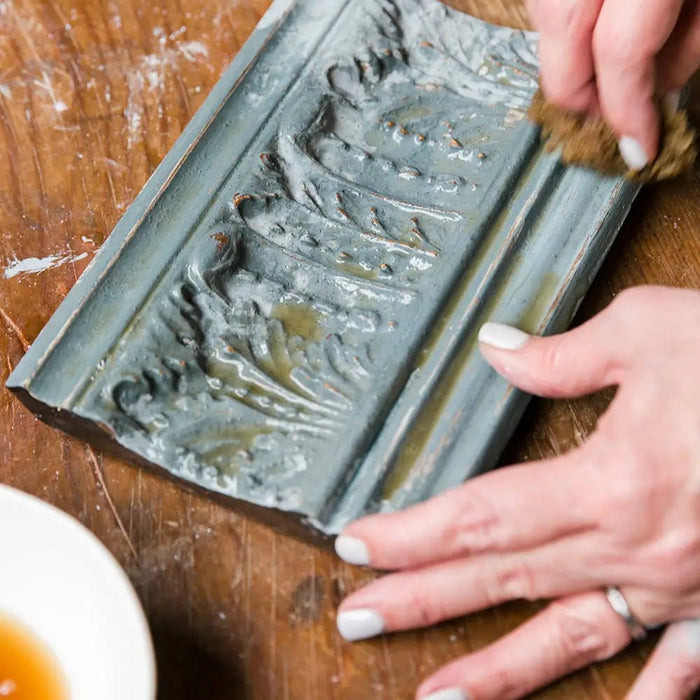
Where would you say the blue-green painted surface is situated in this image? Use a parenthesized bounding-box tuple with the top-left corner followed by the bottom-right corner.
(7, 0, 639, 539)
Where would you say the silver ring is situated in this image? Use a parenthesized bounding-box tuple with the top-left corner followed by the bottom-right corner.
(606, 586, 647, 641)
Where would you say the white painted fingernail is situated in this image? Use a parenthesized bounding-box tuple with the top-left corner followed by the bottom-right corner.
(478, 322, 530, 350)
(337, 609, 385, 641)
(422, 688, 470, 700)
(664, 619, 700, 655)
(618, 136, 649, 171)
(335, 536, 370, 566)
(664, 91, 681, 115)
(681, 619, 700, 655)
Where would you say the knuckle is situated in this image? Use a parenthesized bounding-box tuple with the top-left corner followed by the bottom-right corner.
(538, 0, 596, 36)
(612, 285, 685, 320)
(550, 601, 617, 662)
(607, 287, 700, 350)
(609, 286, 650, 315)
(406, 588, 443, 628)
(642, 535, 700, 590)
(540, 75, 592, 113)
(492, 561, 538, 603)
(667, 656, 700, 695)
(562, 1, 598, 42)
(486, 668, 520, 698)
(592, 24, 652, 67)
(658, 538, 697, 571)
(443, 488, 504, 556)
(595, 457, 652, 534)
(673, 621, 700, 680)
(538, 337, 569, 387)
(539, 73, 569, 105)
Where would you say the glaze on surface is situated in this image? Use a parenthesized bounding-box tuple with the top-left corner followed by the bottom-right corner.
(77, 0, 537, 513)
(7, 0, 639, 536)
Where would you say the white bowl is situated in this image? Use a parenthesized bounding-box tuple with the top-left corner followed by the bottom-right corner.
(0, 485, 156, 699)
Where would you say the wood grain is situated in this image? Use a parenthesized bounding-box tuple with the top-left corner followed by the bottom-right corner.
(1, 1, 699, 698)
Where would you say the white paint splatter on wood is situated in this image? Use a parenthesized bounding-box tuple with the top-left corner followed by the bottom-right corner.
(178, 41, 209, 62)
(3, 252, 88, 279)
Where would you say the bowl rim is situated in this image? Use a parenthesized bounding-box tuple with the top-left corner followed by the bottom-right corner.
(0, 483, 157, 699)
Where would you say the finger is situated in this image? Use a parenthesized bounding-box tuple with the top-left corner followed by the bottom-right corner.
(628, 620, 700, 700)
(335, 450, 598, 570)
(478, 314, 628, 399)
(415, 592, 630, 700)
(592, 0, 685, 167)
(527, 0, 603, 113)
(657, 0, 700, 95)
(337, 536, 609, 640)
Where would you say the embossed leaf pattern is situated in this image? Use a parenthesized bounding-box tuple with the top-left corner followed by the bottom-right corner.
(88, 0, 540, 504)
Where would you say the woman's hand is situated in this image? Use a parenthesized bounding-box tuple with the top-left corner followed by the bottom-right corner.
(334, 286, 700, 700)
(526, 0, 700, 169)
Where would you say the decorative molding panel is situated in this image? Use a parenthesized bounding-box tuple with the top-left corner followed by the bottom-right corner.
(7, 0, 640, 539)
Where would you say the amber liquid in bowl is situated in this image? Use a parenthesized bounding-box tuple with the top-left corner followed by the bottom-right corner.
(0, 613, 68, 699)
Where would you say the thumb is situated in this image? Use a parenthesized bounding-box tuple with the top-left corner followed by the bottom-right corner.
(477, 314, 628, 398)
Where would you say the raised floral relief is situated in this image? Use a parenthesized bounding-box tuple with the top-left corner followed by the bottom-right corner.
(79, 0, 539, 517)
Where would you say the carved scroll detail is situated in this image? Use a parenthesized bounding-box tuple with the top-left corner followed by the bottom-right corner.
(83, 0, 539, 503)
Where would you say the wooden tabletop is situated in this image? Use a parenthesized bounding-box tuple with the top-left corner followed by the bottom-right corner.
(1, 1, 699, 698)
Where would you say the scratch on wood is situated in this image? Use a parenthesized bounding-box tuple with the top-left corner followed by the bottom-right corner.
(589, 663, 614, 700)
(86, 445, 138, 559)
(270, 535, 277, 699)
(0, 304, 30, 351)
(380, 635, 399, 698)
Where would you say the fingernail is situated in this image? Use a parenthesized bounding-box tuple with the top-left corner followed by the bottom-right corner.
(478, 322, 530, 350)
(335, 536, 370, 566)
(664, 91, 681, 115)
(422, 688, 470, 700)
(618, 136, 649, 171)
(337, 609, 385, 641)
(663, 619, 700, 655)
(681, 619, 700, 655)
